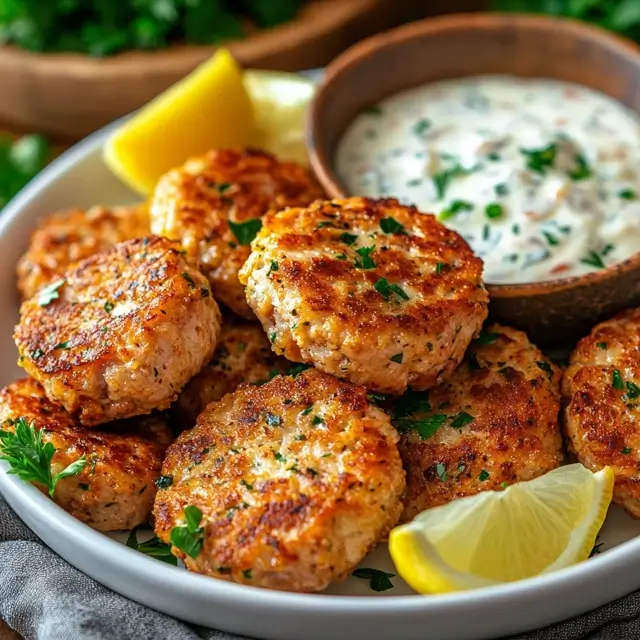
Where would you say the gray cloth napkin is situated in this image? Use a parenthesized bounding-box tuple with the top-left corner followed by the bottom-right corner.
(0, 493, 635, 640)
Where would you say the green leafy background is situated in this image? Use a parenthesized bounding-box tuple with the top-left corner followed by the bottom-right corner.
(0, 0, 303, 56)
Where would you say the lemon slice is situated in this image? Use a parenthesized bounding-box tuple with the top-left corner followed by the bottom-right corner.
(389, 464, 614, 594)
(244, 70, 315, 165)
(104, 48, 253, 195)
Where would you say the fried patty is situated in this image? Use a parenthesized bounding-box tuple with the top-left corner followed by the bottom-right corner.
(239, 197, 489, 395)
(150, 148, 324, 318)
(153, 368, 405, 592)
(14, 236, 221, 426)
(17, 203, 149, 301)
(0, 378, 173, 531)
(563, 307, 640, 518)
(397, 324, 563, 522)
(173, 319, 289, 429)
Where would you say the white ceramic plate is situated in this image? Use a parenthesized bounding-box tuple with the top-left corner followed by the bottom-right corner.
(2, 125, 640, 640)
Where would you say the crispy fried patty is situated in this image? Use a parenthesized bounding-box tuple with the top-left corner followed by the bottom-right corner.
(17, 203, 149, 301)
(0, 378, 173, 531)
(150, 148, 324, 317)
(397, 325, 563, 522)
(154, 368, 405, 592)
(563, 307, 640, 518)
(14, 236, 221, 426)
(239, 197, 489, 395)
(173, 319, 288, 429)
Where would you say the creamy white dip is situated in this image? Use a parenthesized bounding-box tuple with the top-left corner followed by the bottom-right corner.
(335, 76, 640, 283)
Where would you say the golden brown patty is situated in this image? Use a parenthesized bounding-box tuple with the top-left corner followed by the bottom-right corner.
(563, 307, 640, 518)
(0, 378, 173, 531)
(397, 324, 563, 522)
(239, 197, 489, 395)
(14, 236, 221, 426)
(17, 203, 149, 301)
(154, 368, 405, 592)
(150, 148, 324, 317)
(173, 319, 289, 429)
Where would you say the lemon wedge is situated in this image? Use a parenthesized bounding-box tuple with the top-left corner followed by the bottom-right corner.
(104, 48, 253, 195)
(389, 464, 614, 594)
(244, 69, 315, 165)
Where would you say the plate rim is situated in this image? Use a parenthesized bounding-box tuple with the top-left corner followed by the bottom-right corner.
(1, 118, 640, 627)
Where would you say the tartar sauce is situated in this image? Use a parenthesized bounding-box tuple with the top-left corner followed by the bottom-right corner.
(336, 76, 640, 283)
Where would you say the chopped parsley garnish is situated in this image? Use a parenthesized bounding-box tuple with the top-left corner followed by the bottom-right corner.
(485, 203, 503, 219)
(580, 250, 606, 269)
(242, 569, 253, 580)
(169, 505, 204, 559)
(619, 188, 637, 200)
(568, 153, 592, 181)
(288, 363, 311, 378)
(432, 164, 473, 200)
(473, 329, 500, 346)
(228, 218, 262, 246)
(339, 232, 357, 245)
(482, 224, 490, 241)
(435, 463, 447, 482)
(450, 411, 474, 428)
(301, 405, 313, 417)
(495, 183, 509, 197)
(435, 262, 446, 275)
(622, 447, 632, 455)
(0, 417, 86, 498)
(273, 451, 286, 462)
(412, 118, 431, 137)
(200, 287, 210, 298)
(596, 342, 608, 350)
(55, 342, 70, 350)
(380, 217, 406, 234)
(126, 525, 176, 565)
(104, 300, 115, 313)
(267, 260, 279, 275)
(269, 331, 277, 343)
(181, 272, 195, 288)
(439, 199, 473, 221)
(335, 253, 347, 260)
(487, 152, 501, 161)
(317, 221, 335, 229)
(312, 416, 325, 426)
(38, 279, 65, 307)
(626, 381, 640, 399)
(394, 414, 446, 439)
(612, 369, 625, 390)
(154, 475, 173, 489)
(354, 246, 376, 269)
(479, 469, 490, 481)
(294, 434, 306, 441)
(373, 277, 409, 302)
(520, 143, 557, 175)
(352, 568, 395, 592)
(537, 361, 553, 379)
(265, 413, 282, 427)
(542, 231, 559, 246)
(390, 352, 403, 364)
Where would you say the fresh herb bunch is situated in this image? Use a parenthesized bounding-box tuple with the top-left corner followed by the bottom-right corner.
(0, 134, 49, 209)
(0, 0, 304, 56)
(492, 0, 640, 42)
(0, 416, 86, 497)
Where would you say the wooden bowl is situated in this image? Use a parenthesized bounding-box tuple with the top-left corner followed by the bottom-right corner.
(0, 0, 407, 140)
(309, 12, 640, 346)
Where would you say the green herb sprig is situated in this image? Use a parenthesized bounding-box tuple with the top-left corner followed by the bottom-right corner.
(169, 505, 205, 559)
(352, 567, 395, 592)
(0, 417, 86, 497)
(127, 525, 177, 566)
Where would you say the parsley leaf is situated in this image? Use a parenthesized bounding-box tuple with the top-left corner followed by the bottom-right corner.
(450, 411, 474, 428)
(619, 188, 637, 200)
(380, 217, 406, 234)
(126, 525, 177, 565)
(38, 279, 65, 307)
(473, 329, 501, 346)
(390, 352, 403, 364)
(181, 272, 195, 289)
(479, 469, 490, 481)
(228, 219, 262, 246)
(612, 369, 625, 390)
(537, 361, 553, 380)
(373, 277, 409, 302)
(395, 414, 446, 439)
(569, 152, 592, 181)
(581, 250, 606, 269)
(0, 417, 86, 497)
(354, 246, 376, 269)
(433, 165, 473, 200)
(339, 232, 357, 245)
(169, 505, 204, 559)
(352, 567, 395, 592)
(520, 143, 557, 175)
(439, 199, 473, 221)
(485, 203, 503, 219)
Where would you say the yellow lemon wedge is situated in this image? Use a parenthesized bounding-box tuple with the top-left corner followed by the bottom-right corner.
(389, 464, 614, 594)
(104, 48, 253, 195)
(244, 69, 315, 166)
